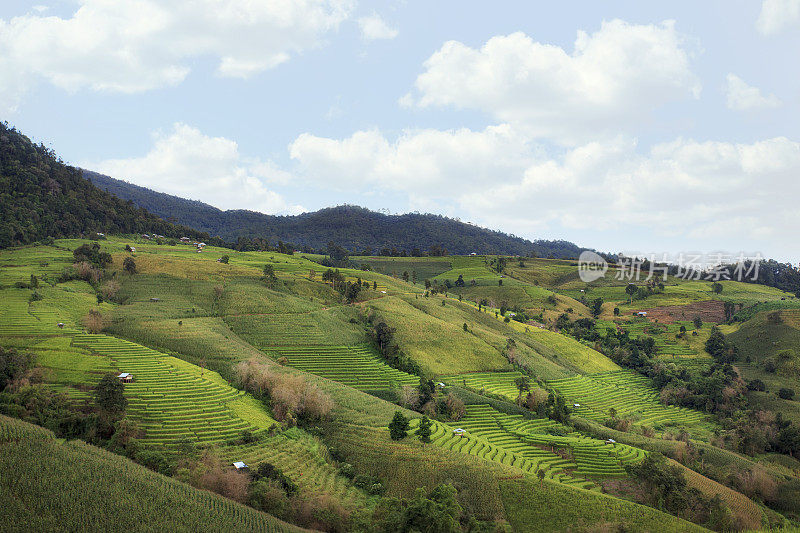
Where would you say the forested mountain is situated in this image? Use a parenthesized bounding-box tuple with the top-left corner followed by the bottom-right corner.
(0, 123, 216, 248)
(85, 170, 586, 257)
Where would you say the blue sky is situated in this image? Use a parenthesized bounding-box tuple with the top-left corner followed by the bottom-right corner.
(2, 1, 799, 262)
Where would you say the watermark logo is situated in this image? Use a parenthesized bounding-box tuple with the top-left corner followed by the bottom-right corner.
(577, 251, 762, 283)
(578, 251, 608, 282)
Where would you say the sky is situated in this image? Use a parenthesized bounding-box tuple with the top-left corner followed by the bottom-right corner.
(2, 0, 799, 262)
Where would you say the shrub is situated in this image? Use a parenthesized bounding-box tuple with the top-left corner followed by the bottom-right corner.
(249, 478, 290, 518)
(389, 411, 410, 440)
(235, 360, 333, 422)
(778, 388, 795, 400)
(123, 257, 137, 275)
(95, 373, 127, 415)
(75, 261, 101, 283)
(81, 309, 108, 334)
(747, 379, 766, 392)
(100, 280, 121, 301)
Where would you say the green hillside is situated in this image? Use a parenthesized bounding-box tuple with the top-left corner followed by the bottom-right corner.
(0, 415, 301, 533)
(2, 236, 796, 531)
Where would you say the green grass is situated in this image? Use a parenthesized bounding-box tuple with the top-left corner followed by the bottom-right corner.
(0, 415, 301, 533)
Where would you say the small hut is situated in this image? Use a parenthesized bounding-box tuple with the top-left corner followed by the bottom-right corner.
(232, 461, 249, 470)
(453, 428, 466, 437)
(117, 373, 133, 383)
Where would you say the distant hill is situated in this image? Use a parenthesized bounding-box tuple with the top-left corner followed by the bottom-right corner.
(0, 123, 215, 248)
(84, 170, 586, 257)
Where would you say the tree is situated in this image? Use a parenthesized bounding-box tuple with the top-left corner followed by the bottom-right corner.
(345, 281, 361, 303)
(376, 484, 461, 533)
(536, 468, 545, 487)
(712, 282, 723, 294)
(514, 375, 530, 404)
(778, 388, 796, 400)
(463, 322, 468, 332)
(29, 274, 38, 289)
(73, 243, 112, 268)
(454, 274, 465, 287)
(590, 298, 603, 318)
(373, 322, 396, 356)
(123, 256, 136, 274)
(95, 373, 127, 415)
(389, 411, 411, 440)
(402, 271, 409, 282)
(625, 283, 637, 297)
(262, 264, 278, 284)
(219, 255, 229, 264)
(693, 316, 703, 329)
(613, 307, 620, 316)
(416, 415, 433, 443)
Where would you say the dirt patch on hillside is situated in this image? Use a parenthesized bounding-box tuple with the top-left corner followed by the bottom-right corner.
(636, 300, 726, 324)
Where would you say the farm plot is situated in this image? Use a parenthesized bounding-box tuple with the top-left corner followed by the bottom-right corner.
(440, 371, 529, 401)
(225, 308, 365, 347)
(273, 344, 418, 390)
(0, 289, 78, 336)
(223, 427, 368, 506)
(71, 334, 276, 448)
(547, 370, 712, 435)
(408, 414, 595, 490)
(460, 405, 645, 480)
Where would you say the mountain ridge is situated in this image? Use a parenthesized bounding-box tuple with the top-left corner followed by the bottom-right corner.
(84, 169, 586, 257)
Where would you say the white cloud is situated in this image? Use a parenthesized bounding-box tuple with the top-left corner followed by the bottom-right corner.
(86, 123, 304, 215)
(358, 13, 397, 40)
(288, 124, 800, 256)
(726, 74, 782, 110)
(290, 124, 537, 195)
(403, 20, 700, 144)
(756, 0, 800, 35)
(0, 0, 353, 111)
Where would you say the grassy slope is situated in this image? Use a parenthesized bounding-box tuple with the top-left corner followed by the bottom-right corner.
(0, 239, 785, 530)
(0, 415, 301, 533)
(366, 295, 509, 375)
(728, 309, 800, 424)
(499, 477, 705, 533)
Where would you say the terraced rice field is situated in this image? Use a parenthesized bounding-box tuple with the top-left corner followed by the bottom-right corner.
(411, 412, 595, 490)
(621, 320, 698, 357)
(0, 290, 80, 336)
(547, 370, 712, 432)
(273, 344, 418, 390)
(459, 405, 645, 480)
(71, 334, 276, 448)
(440, 371, 528, 401)
(223, 428, 368, 506)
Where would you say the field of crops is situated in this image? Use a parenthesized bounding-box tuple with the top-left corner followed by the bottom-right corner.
(0, 415, 301, 533)
(71, 334, 276, 447)
(408, 416, 594, 489)
(272, 344, 418, 390)
(620, 320, 699, 357)
(547, 370, 713, 435)
(459, 404, 645, 479)
(441, 371, 529, 401)
(223, 427, 368, 506)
